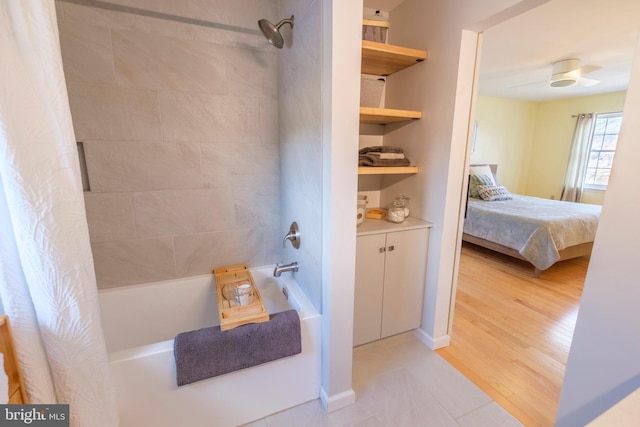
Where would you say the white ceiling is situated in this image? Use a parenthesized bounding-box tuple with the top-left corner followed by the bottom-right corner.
(479, 0, 640, 101)
(364, 0, 640, 102)
(362, 0, 406, 13)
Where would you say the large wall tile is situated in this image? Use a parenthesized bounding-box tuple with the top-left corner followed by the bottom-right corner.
(59, 0, 282, 288)
(67, 83, 161, 140)
(61, 1, 193, 41)
(159, 91, 261, 143)
(200, 142, 279, 188)
(226, 46, 277, 99)
(260, 97, 279, 144)
(174, 229, 265, 276)
(112, 30, 227, 93)
(277, 0, 323, 311)
(232, 174, 280, 229)
(188, 0, 275, 49)
(91, 237, 177, 288)
(200, 142, 236, 189)
(132, 191, 180, 238)
(263, 226, 282, 265)
(83, 140, 202, 192)
(84, 192, 136, 242)
(103, 0, 192, 17)
(58, 20, 117, 85)
(132, 189, 235, 237)
(191, 0, 275, 30)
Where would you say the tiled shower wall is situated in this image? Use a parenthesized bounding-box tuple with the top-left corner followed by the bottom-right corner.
(277, 0, 323, 310)
(56, 0, 281, 288)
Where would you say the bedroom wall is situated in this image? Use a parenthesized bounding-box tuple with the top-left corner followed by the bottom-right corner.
(471, 96, 537, 194)
(473, 91, 626, 204)
(527, 91, 626, 203)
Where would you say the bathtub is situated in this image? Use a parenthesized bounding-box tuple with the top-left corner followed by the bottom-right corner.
(98, 265, 321, 427)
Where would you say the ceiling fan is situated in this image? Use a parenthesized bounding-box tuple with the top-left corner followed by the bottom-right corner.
(549, 58, 601, 87)
(510, 58, 602, 89)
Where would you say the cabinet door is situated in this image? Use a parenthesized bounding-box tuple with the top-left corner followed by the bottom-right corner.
(381, 228, 429, 338)
(353, 233, 386, 346)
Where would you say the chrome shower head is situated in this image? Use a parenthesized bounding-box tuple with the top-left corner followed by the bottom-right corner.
(258, 15, 294, 49)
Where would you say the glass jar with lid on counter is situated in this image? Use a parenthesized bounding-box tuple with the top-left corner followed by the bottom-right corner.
(395, 194, 410, 217)
(386, 200, 406, 223)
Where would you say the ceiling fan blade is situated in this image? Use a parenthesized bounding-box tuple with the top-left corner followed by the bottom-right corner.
(509, 79, 547, 89)
(576, 77, 600, 87)
(576, 65, 602, 76)
(510, 60, 602, 90)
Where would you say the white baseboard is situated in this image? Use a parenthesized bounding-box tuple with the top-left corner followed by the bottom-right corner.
(319, 386, 356, 412)
(414, 328, 450, 349)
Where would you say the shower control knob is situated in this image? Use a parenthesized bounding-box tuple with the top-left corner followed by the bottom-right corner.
(282, 222, 300, 249)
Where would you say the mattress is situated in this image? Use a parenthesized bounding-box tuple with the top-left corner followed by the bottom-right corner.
(463, 195, 601, 270)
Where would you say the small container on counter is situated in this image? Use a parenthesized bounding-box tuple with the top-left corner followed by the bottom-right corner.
(357, 195, 368, 227)
(395, 194, 410, 217)
(386, 201, 406, 223)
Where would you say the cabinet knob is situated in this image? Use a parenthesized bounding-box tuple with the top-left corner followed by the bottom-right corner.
(388, 245, 395, 252)
(379, 247, 386, 253)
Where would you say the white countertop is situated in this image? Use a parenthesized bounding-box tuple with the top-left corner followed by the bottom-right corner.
(356, 215, 433, 236)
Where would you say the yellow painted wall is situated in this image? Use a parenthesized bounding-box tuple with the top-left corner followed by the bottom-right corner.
(474, 91, 627, 205)
(527, 91, 626, 203)
(471, 96, 537, 194)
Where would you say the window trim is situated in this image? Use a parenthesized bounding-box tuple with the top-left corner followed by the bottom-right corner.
(582, 111, 622, 190)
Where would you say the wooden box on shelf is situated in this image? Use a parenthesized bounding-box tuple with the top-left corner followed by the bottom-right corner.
(362, 19, 389, 44)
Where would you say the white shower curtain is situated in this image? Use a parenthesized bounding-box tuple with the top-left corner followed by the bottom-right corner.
(561, 113, 595, 202)
(0, 1, 118, 425)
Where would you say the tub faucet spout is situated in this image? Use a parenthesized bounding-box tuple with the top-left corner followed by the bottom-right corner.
(274, 261, 298, 277)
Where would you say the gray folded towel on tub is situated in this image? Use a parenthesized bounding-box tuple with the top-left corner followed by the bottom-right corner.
(174, 309, 301, 386)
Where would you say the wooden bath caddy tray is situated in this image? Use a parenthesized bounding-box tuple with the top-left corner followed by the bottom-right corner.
(213, 264, 269, 331)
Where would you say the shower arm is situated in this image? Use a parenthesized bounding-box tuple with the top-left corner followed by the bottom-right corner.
(274, 15, 294, 31)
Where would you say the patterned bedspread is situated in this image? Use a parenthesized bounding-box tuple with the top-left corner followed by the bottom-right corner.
(463, 195, 601, 270)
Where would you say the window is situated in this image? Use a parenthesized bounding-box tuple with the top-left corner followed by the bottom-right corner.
(584, 112, 622, 188)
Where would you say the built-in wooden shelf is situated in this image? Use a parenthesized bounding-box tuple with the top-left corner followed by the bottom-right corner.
(358, 166, 419, 175)
(360, 107, 422, 125)
(362, 19, 390, 29)
(358, 25, 424, 179)
(361, 40, 427, 76)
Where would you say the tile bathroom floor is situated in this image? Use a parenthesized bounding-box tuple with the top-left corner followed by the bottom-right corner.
(244, 333, 522, 427)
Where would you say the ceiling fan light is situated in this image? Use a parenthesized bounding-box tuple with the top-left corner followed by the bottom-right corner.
(550, 78, 576, 88)
(550, 58, 580, 88)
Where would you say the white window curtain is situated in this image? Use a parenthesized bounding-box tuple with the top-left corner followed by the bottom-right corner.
(0, 1, 118, 425)
(561, 113, 595, 202)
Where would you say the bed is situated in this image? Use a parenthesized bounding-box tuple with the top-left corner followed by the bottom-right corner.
(462, 165, 601, 276)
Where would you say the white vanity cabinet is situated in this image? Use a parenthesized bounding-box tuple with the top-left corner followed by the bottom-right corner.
(354, 217, 431, 346)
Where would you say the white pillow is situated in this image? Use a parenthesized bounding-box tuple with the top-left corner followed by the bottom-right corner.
(469, 165, 496, 182)
(469, 165, 496, 198)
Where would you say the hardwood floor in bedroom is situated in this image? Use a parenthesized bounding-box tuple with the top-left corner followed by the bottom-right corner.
(436, 242, 588, 427)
